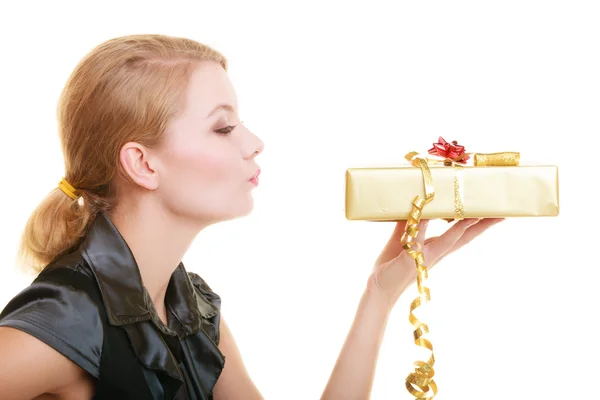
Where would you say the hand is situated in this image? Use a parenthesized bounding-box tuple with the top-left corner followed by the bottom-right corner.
(368, 218, 504, 307)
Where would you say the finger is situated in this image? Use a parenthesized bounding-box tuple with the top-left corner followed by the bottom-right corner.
(402, 218, 429, 250)
(376, 218, 427, 266)
(375, 220, 410, 266)
(444, 218, 504, 256)
(386, 218, 423, 248)
(414, 219, 429, 246)
(421, 236, 438, 266)
(391, 219, 409, 240)
(425, 218, 479, 261)
(383, 220, 410, 246)
(424, 236, 438, 245)
(426, 218, 503, 267)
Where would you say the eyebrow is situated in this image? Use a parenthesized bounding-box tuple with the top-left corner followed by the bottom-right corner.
(206, 104, 236, 119)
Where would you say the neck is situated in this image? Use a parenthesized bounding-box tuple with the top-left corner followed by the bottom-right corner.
(109, 201, 206, 318)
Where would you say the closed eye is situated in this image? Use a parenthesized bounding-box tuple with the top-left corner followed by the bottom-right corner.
(214, 125, 237, 135)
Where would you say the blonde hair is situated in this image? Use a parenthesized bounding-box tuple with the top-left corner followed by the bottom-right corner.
(19, 34, 228, 274)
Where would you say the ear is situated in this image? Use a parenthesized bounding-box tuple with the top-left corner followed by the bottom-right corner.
(119, 142, 159, 191)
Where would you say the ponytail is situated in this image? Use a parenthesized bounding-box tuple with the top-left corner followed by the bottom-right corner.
(18, 186, 108, 274)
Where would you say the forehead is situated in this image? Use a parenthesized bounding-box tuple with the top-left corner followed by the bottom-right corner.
(184, 62, 237, 116)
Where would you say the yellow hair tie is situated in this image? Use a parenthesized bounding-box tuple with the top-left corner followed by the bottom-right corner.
(58, 178, 79, 200)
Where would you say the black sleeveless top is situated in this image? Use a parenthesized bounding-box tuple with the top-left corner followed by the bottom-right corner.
(0, 214, 225, 399)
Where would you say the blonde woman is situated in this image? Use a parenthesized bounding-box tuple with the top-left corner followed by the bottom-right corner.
(0, 34, 502, 399)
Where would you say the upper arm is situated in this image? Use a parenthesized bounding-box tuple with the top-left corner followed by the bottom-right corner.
(0, 268, 103, 398)
(213, 316, 264, 400)
(0, 327, 94, 399)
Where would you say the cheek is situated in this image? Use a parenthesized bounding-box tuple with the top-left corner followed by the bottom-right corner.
(165, 140, 241, 190)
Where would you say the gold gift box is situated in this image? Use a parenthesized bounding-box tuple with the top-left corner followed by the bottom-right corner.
(345, 162, 559, 221)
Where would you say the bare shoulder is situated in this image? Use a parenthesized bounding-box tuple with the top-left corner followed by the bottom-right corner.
(0, 327, 95, 400)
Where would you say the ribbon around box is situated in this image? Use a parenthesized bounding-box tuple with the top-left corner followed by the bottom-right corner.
(400, 137, 519, 399)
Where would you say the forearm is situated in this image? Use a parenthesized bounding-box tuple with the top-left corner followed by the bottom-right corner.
(320, 286, 393, 400)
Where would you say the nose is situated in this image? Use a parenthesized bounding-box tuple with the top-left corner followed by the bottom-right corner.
(244, 130, 264, 160)
(253, 136, 264, 158)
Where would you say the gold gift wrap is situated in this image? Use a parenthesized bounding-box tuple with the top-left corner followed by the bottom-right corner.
(345, 163, 559, 221)
(346, 140, 560, 399)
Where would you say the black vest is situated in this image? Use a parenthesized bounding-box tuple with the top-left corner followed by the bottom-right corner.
(0, 214, 225, 399)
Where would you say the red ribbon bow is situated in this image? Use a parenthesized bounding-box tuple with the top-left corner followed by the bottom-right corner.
(428, 137, 470, 164)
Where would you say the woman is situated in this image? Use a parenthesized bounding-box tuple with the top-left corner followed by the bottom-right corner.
(0, 34, 501, 399)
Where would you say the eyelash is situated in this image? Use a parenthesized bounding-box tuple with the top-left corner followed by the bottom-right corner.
(214, 125, 237, 135)
(214, 121, 244, 135)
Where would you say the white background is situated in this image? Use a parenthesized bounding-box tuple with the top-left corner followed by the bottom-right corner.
(0, 1, 598, 399)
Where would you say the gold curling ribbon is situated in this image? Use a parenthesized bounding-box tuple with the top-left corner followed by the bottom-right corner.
(401, 150, 520, 399)
(401, 152, 438, 399)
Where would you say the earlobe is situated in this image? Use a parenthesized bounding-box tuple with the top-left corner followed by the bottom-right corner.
(119, 142, 159, 191)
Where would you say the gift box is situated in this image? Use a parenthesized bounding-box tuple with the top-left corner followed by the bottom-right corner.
(345, 138, 559, 221)
(345, 138, 559, 399)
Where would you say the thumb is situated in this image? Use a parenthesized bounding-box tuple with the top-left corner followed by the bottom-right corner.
(402, 218, 429, 251)
(414, 219, 429, 246)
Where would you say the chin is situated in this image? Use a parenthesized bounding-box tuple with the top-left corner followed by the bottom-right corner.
(195, 199, 255, 225)
(228, 198, 255, 220)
